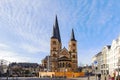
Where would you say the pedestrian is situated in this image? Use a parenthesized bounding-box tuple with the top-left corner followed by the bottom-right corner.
(111, 73, 115, 80)
(111, 77, 114, 80)
(108, 75, 112, 80)
(98, 74, 101, 80)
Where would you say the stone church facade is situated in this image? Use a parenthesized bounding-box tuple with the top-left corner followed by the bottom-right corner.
(42, 16, 78, 72)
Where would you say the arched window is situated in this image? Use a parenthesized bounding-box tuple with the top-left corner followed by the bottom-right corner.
(63, 63, 64, 67)
(68, 63, 71, 67)
(58, 63, 59, 68)
(53, 53, 56, 57)
(66, 63, 68, 67)
(59, 63, 61, 68)
(73, 55, 76, 58)
(73, 49, 75, 52)
(53, 47, 56, 50)
(73, 43, 76, 46)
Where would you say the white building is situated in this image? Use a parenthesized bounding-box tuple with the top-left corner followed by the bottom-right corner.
(91, 52, 102, 74)
(0, 59, 8, 74)
(92, 36, 120, 76)
(107, 36, 120, 76)
(101, 45, 111, 75)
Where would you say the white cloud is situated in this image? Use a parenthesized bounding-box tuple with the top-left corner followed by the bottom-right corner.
(21, 44, 40, 53)
(0, 49, 34, 63)
(21, 43, 49, 54)
(0, 43, 10, 49)
(0, 0, 50, 54)
(0, 43, 32, 63)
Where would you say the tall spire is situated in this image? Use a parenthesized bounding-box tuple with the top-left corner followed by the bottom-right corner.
(51, 25, 56, 38)
(54, 15, 61, 43)
(71, 29, 76, 41)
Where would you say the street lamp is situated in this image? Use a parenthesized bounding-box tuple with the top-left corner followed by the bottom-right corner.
(0, 60, 3, 79)
(95, 66, 98, 80)
(6, 62, 11, 80)
(94, 61, 98, 80)
(6, 69, 9, 80)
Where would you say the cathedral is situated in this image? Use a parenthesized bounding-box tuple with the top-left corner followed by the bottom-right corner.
(42, 16, 78, 72)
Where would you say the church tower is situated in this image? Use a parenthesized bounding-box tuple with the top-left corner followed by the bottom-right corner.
(50, 16, 62, 71)
(68, 29, 78, 72)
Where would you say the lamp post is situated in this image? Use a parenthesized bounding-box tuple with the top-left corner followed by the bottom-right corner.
(6, 69, 9, 80)
(118, 64, 119, 80)
(0, 60, 3, 80)
(106, 64, 109, 80)
(0, 61, 2, 80)
(95, 67, 98, 80)
(86, 64, 89, 80)
(94, 61, 98, 80)
(6, 62, 11, 80)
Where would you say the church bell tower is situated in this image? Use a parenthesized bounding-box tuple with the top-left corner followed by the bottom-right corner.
(68, 29, 78, 72)
(50, 16, 62, 71)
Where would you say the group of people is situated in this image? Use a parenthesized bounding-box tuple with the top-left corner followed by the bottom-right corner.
(108, 75, 115, 80)
(97, 74, 116, 80)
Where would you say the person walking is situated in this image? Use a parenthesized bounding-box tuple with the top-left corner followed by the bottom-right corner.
(108, 75, 112, 80)
(98, 74, 101, 80)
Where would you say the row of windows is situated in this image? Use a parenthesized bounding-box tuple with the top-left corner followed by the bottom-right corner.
(58, 63, 71, 68)
(101, 64, 108, 69)
(52, 53, 76, 58)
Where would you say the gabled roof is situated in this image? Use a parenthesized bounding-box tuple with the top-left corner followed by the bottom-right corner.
(59, 47, 69, 54)
(59, 47, 70, 58)
(58, 56, 71, 61)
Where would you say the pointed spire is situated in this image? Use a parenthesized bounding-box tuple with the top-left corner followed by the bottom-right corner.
(51, 25, 56, 38)
(55, 15, 58, 29)
(71, 29, 76, 41)
(54, 15, 61, 43)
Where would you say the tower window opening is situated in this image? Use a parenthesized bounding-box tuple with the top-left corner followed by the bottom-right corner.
(73, 49, 75, 52)
(53, 53, 56, 57)
(73, 55, 76, 58)
(73, 43, 76, 46)
(53, 47, 56, 50)
(53, 41, 56, 45)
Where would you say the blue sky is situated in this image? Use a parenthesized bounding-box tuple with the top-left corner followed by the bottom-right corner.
(0, 0, 120, 65)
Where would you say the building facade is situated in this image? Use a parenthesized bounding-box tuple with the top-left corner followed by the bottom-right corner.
(42, 16, 78, 72)
(9, 62, 41, 77)
(0, 59, 8, 75)
(107, 36, 120, 76)
(101, 45, 110, 75)
(92, 36, 120, 76)
(92, 52, 102, 74)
